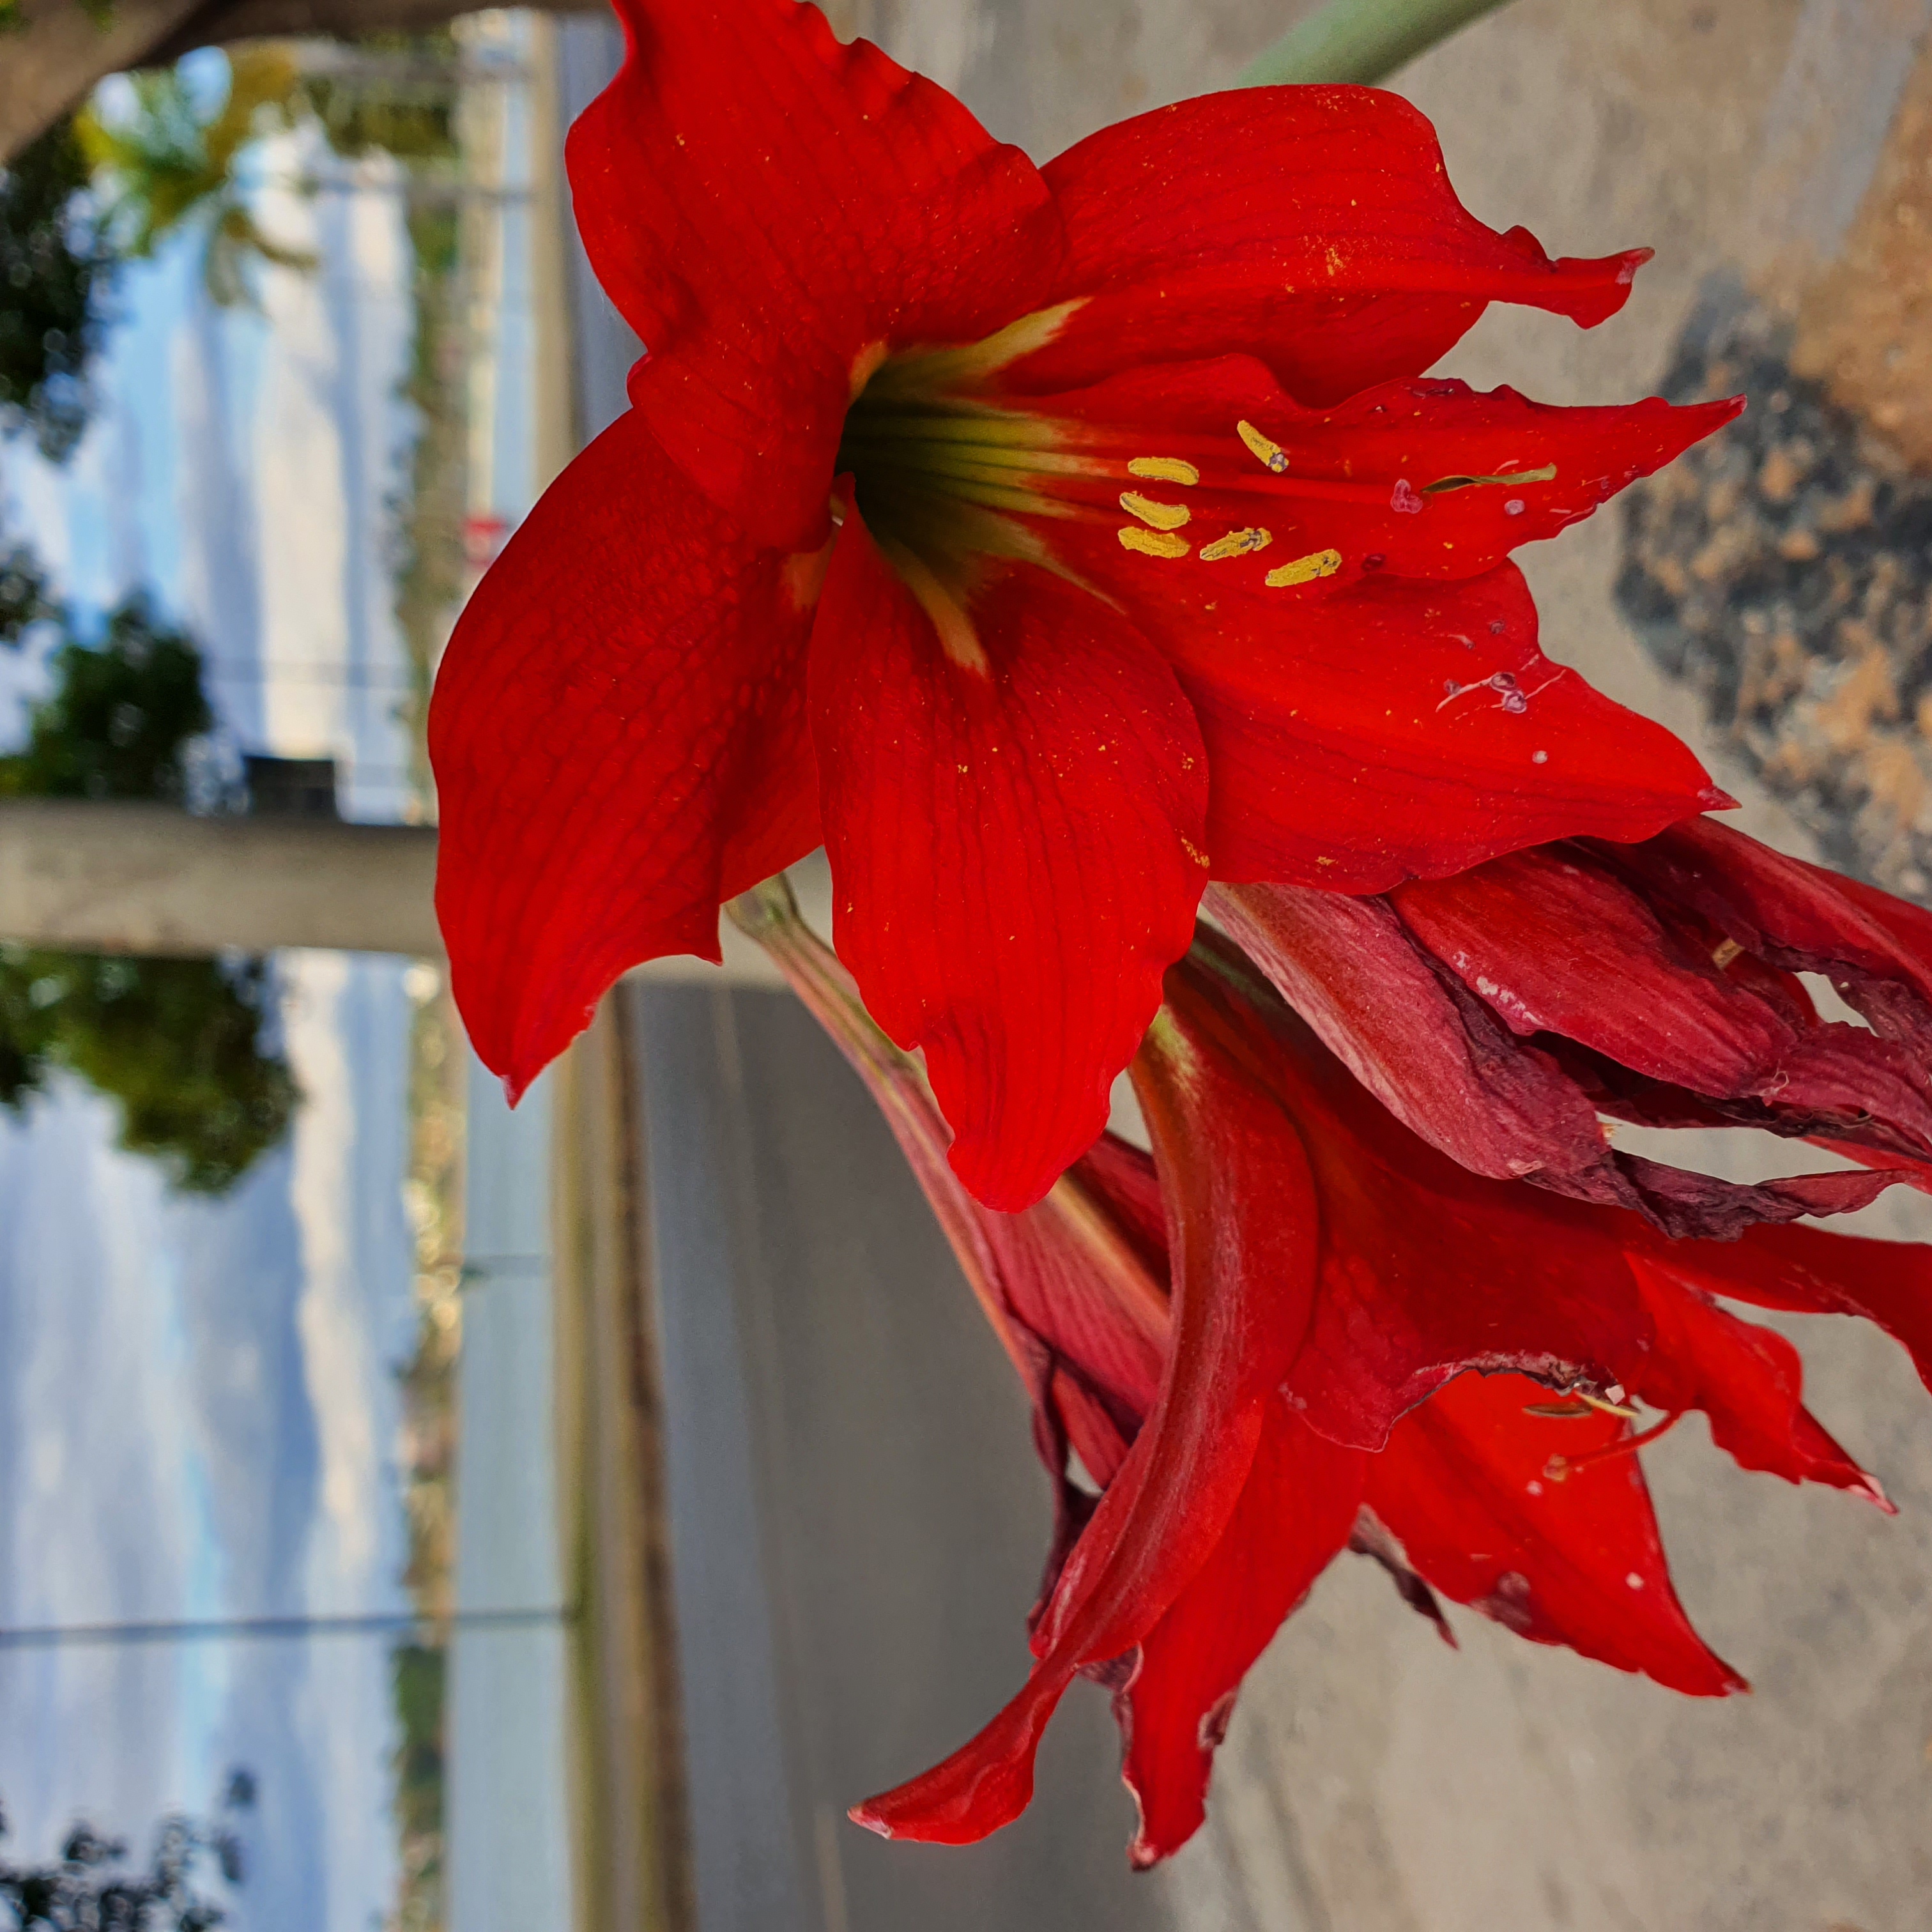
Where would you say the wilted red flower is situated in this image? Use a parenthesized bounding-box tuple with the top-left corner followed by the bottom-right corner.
(430, 0, 1738, 1210)
(1213, 812, 1932, 1232)
(734, 884, 1919, 1866)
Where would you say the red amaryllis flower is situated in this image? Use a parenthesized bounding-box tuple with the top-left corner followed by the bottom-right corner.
(732, 885, 1917, 1865)
(430, 0, 1739, 1209)
(1211, 812, 1932, 1233)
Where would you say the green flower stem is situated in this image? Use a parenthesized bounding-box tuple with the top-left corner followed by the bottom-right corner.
(1234, 0, 1516, 86)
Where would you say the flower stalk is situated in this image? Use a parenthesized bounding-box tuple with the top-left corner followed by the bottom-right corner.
(725, 876, 1170, 1374)
(1235, 0, 1517, 88)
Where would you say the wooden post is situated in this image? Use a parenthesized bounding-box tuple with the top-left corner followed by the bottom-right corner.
(0, 799, 443, 956)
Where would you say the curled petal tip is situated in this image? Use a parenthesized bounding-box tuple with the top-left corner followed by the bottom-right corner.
(848, 1802, 892, 1841)
(1699, 788, 1742, 812)
(500, 1071, 529, 1109)
(1855, 1473, 1897, 1515)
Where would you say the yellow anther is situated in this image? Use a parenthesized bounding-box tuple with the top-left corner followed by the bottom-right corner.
(1264, 548, 1342, 588)
(1712, 938, 1744, 970)
(1423, 462, 1558, 495)
(1236, 420, 1290, 474)
(1199, 526, 1273, 562)
(1118, 527, 1191, 560)
(1119, 491, 1192, 532)
(1126, 456, 1200, 486)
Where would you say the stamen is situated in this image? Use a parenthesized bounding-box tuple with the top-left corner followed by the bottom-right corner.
(1264, 548, 1342, 588)
(880, 539, 990, 675)
(1236, 420, 1291, 474)
(1568, 1388, 1643, 1420)
(859, 300, 1086, 399)
(1127, 456, 1200, 486)
(1423, 463, 1558, 495)
(1119, 491, 1192, 532)
(1545, 1409, 1683, 1482)
(1712, 938, 1744, 970)
(1118, 527, 1190, 560)
(1199, 527, 1273, 561)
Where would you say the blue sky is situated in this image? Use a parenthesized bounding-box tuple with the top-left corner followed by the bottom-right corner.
(0, 102, 425, 1929)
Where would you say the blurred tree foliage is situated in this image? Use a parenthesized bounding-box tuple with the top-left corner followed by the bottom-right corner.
(0, 949, 298, 1193)
(0, 595, 210, 801)
(0, 0, 114, 31)
(3, 33, 463, 468)
(0, 1776, 253, 1931)
(388, 1641, 447, 1928)
(303, 31, 459, 164)
(0, 542, 56, 651)
(0, 599, 298, 1194)
(76, 47, 318, 305)
(0, 116, 116, 460)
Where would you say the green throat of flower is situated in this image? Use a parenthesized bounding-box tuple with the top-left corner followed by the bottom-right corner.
(831, 307, 1110, 618)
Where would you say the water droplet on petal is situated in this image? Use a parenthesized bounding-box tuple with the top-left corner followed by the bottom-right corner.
(1503, 497, 1526, 516)
(1502, 690, 1528, 714)
(1390, 478, 1425, 515)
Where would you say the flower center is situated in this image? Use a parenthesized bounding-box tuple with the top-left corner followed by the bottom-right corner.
(834, 312, 1565, 620)
(834, 336, 1089, 586)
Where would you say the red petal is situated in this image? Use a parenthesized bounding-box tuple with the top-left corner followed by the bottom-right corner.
(1025, 358, 1736, 604)
(1070, 1132, 1170, 1294)
(1393, 845, 1797, 1089)
(1286, 1169, 1654, 1452)
(1025, 87, 1648, 401)
(1170, 564, 1717, 893)
(1210, 878, 1921, 1241)
(1596, 816, 1932, 1057)
(811, 506, 1208, 1211)
(431, 411, 819, 1095)
(1165, 936, 1655, 1448)
(852, 938, 1321, 1847)
(569, 0, 1062, 548)
(1607, 1155, 1913, 1241)
(1210, 880, 1620, 1193)
(1395, 843, 1932, 1162)
(1117, 1402, 1363, 1867)
(1637, 1217, 1932, 1399)
(1626, 1258, 1888, 1504)
(1367, 1371, 1746, 1696)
